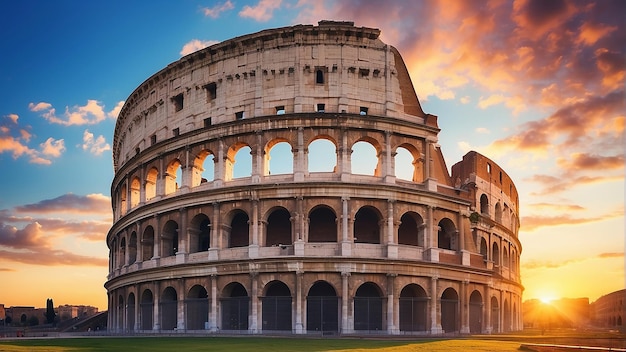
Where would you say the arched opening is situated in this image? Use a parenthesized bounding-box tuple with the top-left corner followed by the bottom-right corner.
(308, 138, 337, 173)
(306, 281, 338, 333)
(128, 232, 137, 265)
(354, 282, 383, 331)
(354, 206, 381, 244)
(130, 177, 140, 208)
(145, 167, 158, 200)
(118, 237, 126, 268)
(127, 292, 135, 332)
(221, 282, 249, 330)
(142, 226, 154, 261)
(399, 284, 427, 332)
(262, 281, 292, 331)
(398, 212, 424, 246)
(480, 194, 489, 215)
(503, 299, 511, 332)
(160, 287, 177, 330)
(165, 159, 182, 195)
(394, 145, 421, 182)
(469, 290, 483, 334)
(186, 285, 209, 330)
(117, 295, 124, 330)
(189, 214, 210, 253)
(492, 242, 500, 266)
(162, 220, 179, 257)
(351, 141, 379, 176)
(308, 206, 337, 242)
(266, 207, 292, 246)
(119, 183, 127, 215)
(503, 247, 509, 267)
(140, 289, 153, 330)
(437, 218, 457, 250)
(266, 140, 293, 175)
(192, 150, 215, 186)
(495, 202, 502, 223)
(229, 211, 249, 248)
(316, 69, 324, 84)
(491, 296, 500, 332)
(441, 288, 459, 333)
(228, 144, 252, 180)
(480, 237, 488, 259)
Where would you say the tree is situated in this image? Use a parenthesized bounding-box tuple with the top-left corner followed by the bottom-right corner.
(45, 298, 56, 325)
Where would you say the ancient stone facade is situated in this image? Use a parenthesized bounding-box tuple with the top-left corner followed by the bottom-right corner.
(590, 289, 625, 332)
(105, 21, 523, 335)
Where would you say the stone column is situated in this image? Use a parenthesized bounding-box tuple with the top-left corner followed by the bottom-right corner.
(430, 276, 442, 334)
(339, 128, 351, 181)
(295, 270, 304, 333)
(177, 279, 185, 330)
(249, 271, 259, 333)
(139, 163, 146, 205)
(153, 284, 161, 331)
(341, 271, 351, 334)
(209, 202, 220, 260)
(426, 205, 439, 262)
(251, 133, 262, 183)
(485, 285, 492, 334)
(249, 197, 259, 258)
(210, 274, 218, 332)
(387, 200, 398, 259)
(214, 140, 225, 186)
(153, 214, 161, 259)
(341, 196, 351, 256)
(460, 280, 470, 334)
(386, 273, 397, 334)
(177, 208, 187, 264)
(384, 131, 396, 183)
(294, 127, 305, 181)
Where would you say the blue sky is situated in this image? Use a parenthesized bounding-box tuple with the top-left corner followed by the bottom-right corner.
(0, 0, 624, 310)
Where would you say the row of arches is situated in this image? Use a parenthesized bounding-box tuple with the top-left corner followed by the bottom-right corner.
(112, 279, 519, 334)
(479, 194, 517, 231)
(116, 134, 428, 218)
(477, 236, 520, 273)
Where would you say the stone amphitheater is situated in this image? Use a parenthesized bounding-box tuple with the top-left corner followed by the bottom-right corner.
(105, 21, 523, 335)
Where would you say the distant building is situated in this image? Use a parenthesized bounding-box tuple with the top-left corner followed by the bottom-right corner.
(106, 21, 523, 335)
(590, 289, 625, 332)
(0, 304, 5, 321)
(2, 304, 98, 326)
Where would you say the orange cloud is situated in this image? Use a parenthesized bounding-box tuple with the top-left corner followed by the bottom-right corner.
(14, 193, 111, 215)
(180, 39, 220, 56)
(521, 207, 623, 231)
(81, 129, 110, 156)
(523, 251, 624, 270)
(30, 99, 118, 126)
(239, 0, 282, 22)
(40, 137, 65, 157)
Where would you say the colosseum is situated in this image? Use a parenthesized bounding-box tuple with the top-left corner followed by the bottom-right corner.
(105, 21, 523, 335)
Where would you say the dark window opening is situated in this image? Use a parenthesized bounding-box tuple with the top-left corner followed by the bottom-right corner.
(316, 69, 324, 84)
(204, 117, 212, 128)
(205, 82, 217, 101)
(360, 107, 368, 115)
(151, 135, 157, 145)
(173, 128, 180, 137)
(316, 104, 325, 113)
(235, 111, 245, 120)
(276, 106, 285, 115)
(499, 171, 503, 183)
(135, 147, 140, 155)
(172, 93, 183, 112)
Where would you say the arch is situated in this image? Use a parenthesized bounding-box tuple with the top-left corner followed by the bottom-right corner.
(141, 226, 154, 261)
(162, 220, 179, 257)
(192, 149, 215, 186)
(480, 237, 488, 259)
(316, 69, 324, 84)
(262, 281, 292, 331)
(127, 292, 136, 331)
(492, 242, 500, 266)
(441, 287, 459, 333)
(119, 183, 127, 215)
(491, 296, 500, 332)
(140, 289, 154, 330)
(227, 143, 252, 180)
(308, 137, 337, 173)
(145, 167, 158, 201)
(128, 231, 137, 265)
(165, 158, 182, 195)
(160, 286, 177, 330)
(354, 282, 383, 331)
(130, 176, 140, 208)
(306, 281, 338, 333)
(394, 144, 421, 182)
(618, 315, 623, 326)
(503, 246, 509, 267)
(265, 140, 293, 176)
(503, 298, 511, 332)
(399, 284, 428, 331)
(221, 282, 249, 330)
(351, 140, 380, 176)
(354, 206, 381, 244)
(398, 211, 424, 246)
(469, 290, 483, 334)
(265, 207, 292, 246)
(119, 237, 126, 268)
(189, 214, 211, 253)
(437, 218, 457, 250)
(308, 205, 337, 242)
(229, 211, 249, 248)
(186, 285, 208, 330)
(480, 194, 489, 215)
(495, 202, 502, 223)
(117, 294, 124, 329)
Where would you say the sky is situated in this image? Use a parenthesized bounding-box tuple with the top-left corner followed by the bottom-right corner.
(0, 0, 623, 311)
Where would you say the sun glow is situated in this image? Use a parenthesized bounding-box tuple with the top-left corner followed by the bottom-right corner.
(540, 296, 555, 304)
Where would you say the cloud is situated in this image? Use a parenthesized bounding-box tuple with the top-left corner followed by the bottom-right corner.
(0, 248, 108, 267)
(521, 207, 623, 231)
(527, 203, 586, 212)
(14, 193, 111, 215)
(107, 101, 125, 119)
(558, 153, 624, 173)
(523, 251, 624, 270)
(6, 113, 19, 124)
(30, 100, 119, 126)
(239, 0, 282, 22)
(0, 221, 48, 249)
(180, 39, 220, 56)
(202, 0, 234, 18)
(40, 137, 66, 157)
(477, 94, 506, 109)
(475, 127, 490, 134)
(81, 129, 111, 156)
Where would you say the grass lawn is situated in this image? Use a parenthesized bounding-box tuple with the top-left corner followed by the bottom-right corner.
(0, 337, 523, 352)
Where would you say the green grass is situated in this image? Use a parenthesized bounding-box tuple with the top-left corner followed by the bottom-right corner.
(0, 337, 523, 352)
